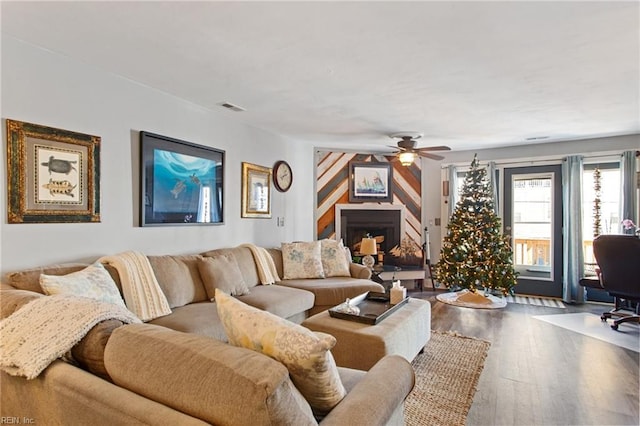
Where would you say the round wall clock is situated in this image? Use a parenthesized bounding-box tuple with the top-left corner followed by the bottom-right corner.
(273, 160, 293, 192)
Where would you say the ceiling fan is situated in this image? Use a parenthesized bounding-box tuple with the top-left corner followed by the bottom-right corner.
(386, 132, 451, 165)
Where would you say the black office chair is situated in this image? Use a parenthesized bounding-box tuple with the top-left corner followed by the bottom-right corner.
(592, 234, 640, 330)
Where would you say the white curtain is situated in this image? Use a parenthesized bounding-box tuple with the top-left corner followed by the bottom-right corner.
(446, 165, 457, 219)
(620, 150, 638, 232)
(562, 155, 585, 303)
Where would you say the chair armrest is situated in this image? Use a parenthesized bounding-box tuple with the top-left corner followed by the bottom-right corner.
(349, 263, 371, 279)
(320, 355, 415, 426)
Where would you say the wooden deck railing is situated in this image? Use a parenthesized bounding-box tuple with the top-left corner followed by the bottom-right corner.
(513, 237, 597, 274)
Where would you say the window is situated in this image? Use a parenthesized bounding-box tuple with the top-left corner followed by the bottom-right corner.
(453, 168, 499, 207)
(512, 175, 553, 276)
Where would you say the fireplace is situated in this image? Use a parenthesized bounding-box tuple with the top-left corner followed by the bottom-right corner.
(335, 204, 417, 267)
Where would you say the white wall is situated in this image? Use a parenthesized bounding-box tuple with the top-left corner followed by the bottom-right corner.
(0, 36, 314, 275)
(421, 134, 640, 262)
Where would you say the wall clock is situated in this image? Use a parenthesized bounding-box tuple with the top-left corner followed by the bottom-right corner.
(273, 160, 293, 192)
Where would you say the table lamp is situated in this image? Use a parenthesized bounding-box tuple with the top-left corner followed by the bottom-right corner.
(360, 237, 377, 269)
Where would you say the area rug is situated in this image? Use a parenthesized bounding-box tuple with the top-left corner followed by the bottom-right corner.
(533, 312, 639, 352)
(405, 331, 491, 426)
(506, 294, 566, 309)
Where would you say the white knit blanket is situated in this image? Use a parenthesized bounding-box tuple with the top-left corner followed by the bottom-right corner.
(240, 244, 281, 285)
(0, 294, 140, 379)
(100, 251, 171, 321)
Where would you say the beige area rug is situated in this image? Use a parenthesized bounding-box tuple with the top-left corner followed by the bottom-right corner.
(405, 331, 491, 426)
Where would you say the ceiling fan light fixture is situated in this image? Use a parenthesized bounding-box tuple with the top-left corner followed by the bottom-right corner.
(399, 151, 417, 166)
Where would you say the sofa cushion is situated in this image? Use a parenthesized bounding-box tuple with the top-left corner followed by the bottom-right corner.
(216, 289, 346, 415)
(105, 323, 317, 426)
(147, 255, 208, 308)
(40, 262, 126, 308)
(197, 254, 250, 299)
(278, 277, 385, 307)
(266, 248, 285, 279)
(147, 301, 227, 341)
(71, 318, 123, 381)
(201, 247, 262, 287)
(236, 284, 314, 319)
(0, 287, 43, 319)
(320, 239, 351, 278)
(281, 241, 325, 280)
(6, 263, 90, 294)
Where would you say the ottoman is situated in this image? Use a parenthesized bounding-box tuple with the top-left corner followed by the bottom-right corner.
(302, 298, 431, 370)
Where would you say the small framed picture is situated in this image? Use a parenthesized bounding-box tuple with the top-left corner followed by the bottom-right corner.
(140, 131, 224, 226)
(348, 161, 393, 203)
(241, 162, 272, 218)
(6, 119, 100, 223)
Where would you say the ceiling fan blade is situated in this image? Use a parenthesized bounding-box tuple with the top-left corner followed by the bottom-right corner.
(415, 145, 451, 152)
(417, 152, 445, 161)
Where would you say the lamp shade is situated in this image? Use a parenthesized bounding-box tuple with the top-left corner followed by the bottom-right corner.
(360, 237, 377, 255)
(398, 151, 417, 166)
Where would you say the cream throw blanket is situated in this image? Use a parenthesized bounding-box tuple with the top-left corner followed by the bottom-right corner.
(100, 251, 171, 321)
(0, 294, 140, 379)
(240, 244, 281, 285)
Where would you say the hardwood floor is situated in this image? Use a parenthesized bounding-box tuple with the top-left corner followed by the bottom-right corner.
(410, 290, 640, 426)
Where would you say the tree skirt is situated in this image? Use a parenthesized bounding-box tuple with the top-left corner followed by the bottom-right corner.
(436, 289, 506, 309)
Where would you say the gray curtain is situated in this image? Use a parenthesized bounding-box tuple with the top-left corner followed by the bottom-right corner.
(620, 150, 638, 232)
(562, 155, 585, 303)
(446, 165, 458, 219)
(488, 161, 498, 213)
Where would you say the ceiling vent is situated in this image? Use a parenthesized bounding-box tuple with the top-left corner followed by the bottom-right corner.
(219, 102, 246, 112)
(525, 136, 550, 141)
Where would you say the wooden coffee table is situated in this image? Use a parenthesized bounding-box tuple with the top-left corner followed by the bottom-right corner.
(302, 298, 431, 370)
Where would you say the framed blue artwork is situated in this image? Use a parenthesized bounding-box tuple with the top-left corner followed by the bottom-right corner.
(140, 131, 224, 226)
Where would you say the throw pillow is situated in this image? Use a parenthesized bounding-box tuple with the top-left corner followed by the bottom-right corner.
(40, 262, 126, 308)
(197, 255, 250, 300)
(71, 318, 124, 381)
(281, 241, 325, 280)
(320, 239, 351, 277)
(215, 289, 346, 415)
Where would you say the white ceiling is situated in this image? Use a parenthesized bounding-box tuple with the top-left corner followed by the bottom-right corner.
(2, 1, 639, 153)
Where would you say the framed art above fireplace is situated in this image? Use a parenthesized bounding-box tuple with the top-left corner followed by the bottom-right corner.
(348, 161, 393, 203)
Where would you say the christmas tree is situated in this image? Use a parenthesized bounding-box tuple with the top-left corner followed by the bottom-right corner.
(434, 155, 518, 296)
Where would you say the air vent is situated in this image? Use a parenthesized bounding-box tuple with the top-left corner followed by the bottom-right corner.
(219, 102, 246, 112)
(525, 136, 550, 141)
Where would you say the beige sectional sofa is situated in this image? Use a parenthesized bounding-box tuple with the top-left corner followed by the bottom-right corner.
(1, 245, 414, 425)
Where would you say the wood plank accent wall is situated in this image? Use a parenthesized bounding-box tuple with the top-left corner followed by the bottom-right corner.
(316, 151, 423, 247)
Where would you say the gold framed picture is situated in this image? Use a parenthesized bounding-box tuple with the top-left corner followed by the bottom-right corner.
(6, 119, 101, 223)
(241, 162, 271, 218)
